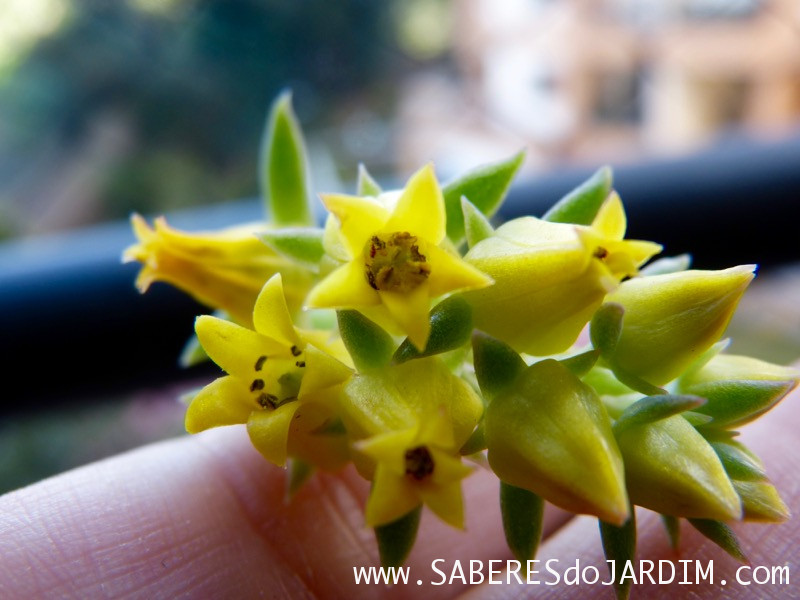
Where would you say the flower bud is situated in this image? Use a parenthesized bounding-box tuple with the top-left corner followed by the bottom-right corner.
(604, 266, 755, 386)
(733, 480, 790, 522)
(678, 353, 799, 428)
(485, 359, 629, 525)
(616, 415, 741, 520)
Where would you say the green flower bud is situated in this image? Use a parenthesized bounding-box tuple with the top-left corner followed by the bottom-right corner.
(485, 359, 629, 525)
(733, 480, 790, 522)
(679, 353, 799, 428)
(604, 266, 755, 386)
(616, 415, 741, 520)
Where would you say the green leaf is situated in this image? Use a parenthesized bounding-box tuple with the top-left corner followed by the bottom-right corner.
(590, 303, 625, 356)
(688, 519, 747, 562)
(609, 364, 667, 397)
(259, 91, 313, 226)
(179, 332, 209, 367)
(710, 440, 768, 482)
(600, 508, 637, 600)
(337, 310, 395, 372)
(613, 394, 706, 435)
(460, 421, 486, 455)
(375, 506, 422, 568)
(687, 379, 796, 429)
(461, 196, 494, 248)
(500, 482, 544, 562)
(443, 150, 525, 244)
(394, 296, 473, 363)
(542, 165, 613, 225)
(472, 331, 526, 402)
(286, 458, 314, 500)
(357, 163, 382, 196)
(259, 227, 324, 270)
(660, 514, 681, 550)
(561, 349, 600, 377)
(640, 254, 692, 276)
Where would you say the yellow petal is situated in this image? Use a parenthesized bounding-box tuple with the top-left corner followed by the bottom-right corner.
(380, 283, 432, 351)
(185, 375, 255, 433)
(357, 427, 419, 474)
(418, 480, 465, 528)
(425, 244, 493, 297)
(246, 402, 300, 467)
(195, 315, 285, 378)
(321, 193, 390, 257)
(428, 448, 473, 484)
(298, 344, 353, 397)
(252, 274, 301, 346)
(365, 465, 421, 527)
(384, 164, 446, 244)
(305, 261, 380, 308)
(591, 192, 626, 239)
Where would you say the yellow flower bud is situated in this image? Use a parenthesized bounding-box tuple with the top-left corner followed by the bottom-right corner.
(485, 359, 629, 525)
(616, 415, 741, 520)
(604, 266, 755, 386)
(463, 194, 660, 355)
(733, 480, 790, 522)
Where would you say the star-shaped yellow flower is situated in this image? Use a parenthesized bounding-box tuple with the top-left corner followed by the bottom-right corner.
(123, 215, 313, 327)
(306, 165, 492, 350)
(357, 410, 472, 528)
(185, 274, 353, 469)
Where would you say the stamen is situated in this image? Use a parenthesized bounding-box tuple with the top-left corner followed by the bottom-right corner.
(404, 445, 435, 481)
(364, 232, 430, 293)
(250, 379, 265, 391)
(254, 356, 267, 371)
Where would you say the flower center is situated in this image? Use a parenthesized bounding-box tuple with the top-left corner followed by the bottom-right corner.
(252, 344, 306, 410)
(364, 232, 431, 293)
(404, 445, 435, 481)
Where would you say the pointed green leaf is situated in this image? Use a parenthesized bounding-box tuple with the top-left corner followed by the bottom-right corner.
(259, 227, 324, 270)
(179, 332, 210, 367)
(613, 394, 706, 435)
(394, 296, 472, 363)
(500, 482, 544, 562)
(260, 91, 313, 226)
(443, 150, 525, 243)
(687, 379, 796, 429)
(561, 349, 600, 377)
(682, 411, 714, 427)
(357, 163, 382, 196)
(660, 514, 681, 550)
(460, 420, 486, 455)
(461, 196, 494, 248)
(543, 165, 613, 225)
(600, 509, 637, 600)
(590, 303, 625, 356)
(375, 506, 422, 568)
(472, 331, 526, 401)
(688, 519, 747, 562)
(733, 480, 790, 522)
(609, 364, 667, 397)
(710, 440, 768, 482)
(337, 310, 395, 372)
(640, 254, 692, 276)
(287, 458, 314, 500)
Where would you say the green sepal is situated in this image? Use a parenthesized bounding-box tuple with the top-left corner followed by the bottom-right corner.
(590, 303, 624, 356)
(260, 91, 313, 226)
(357, 163, 382, 197)
(394, 296, 472, 363)
(500, 482, 544, 562)
(710, 440, 768, 482)
(461, 196, 494, 248)
(681, 411, 714, 427)
(337, 310, 395, 372)
(179, 332, 210, 367)
(259, 227, 325, 270)
(613, 394, 706, 435)
(609, 364, 667, 397)
(688, 519, 747, 563)
(685, 379, 796, 429)
(600, 507, 637, 600)
(286, 458, 314, 500)
(460, 420, 486, 455)
(375, 505, 422, 568)
(471, 331, 526, 402)
(561, 349, 600, 377)
(582, 366, 635, 396)
(542, 165, 612, 225)
(660, 514, 681, 550)
(443, 150, 525, 244)
(640, 254, 692, 276)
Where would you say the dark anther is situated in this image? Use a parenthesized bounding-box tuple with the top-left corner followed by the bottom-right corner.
(254, 356, 267, 371)
(258, 393, 279, 409)
(296, 361, 306, 368)
(593, 247, 609, 260)
(404, 445, 435, 481)
(291, 345, 302, 357)
(250, 379, 265, 391)
(367, 270, 378, 290)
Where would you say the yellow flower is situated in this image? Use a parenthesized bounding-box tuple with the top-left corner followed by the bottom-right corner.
(306, 165, 492, 350)
(123, 214, 313, 327)
(357, 410, 472, 528)
(463, 193, 661, 355)
(185, 274, 353, 469)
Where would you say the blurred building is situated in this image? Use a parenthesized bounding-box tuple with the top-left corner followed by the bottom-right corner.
(396, 0, 800, 174)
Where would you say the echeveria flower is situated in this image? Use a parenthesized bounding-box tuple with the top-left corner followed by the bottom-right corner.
(462, 193, 660, 355)
(185, 274, 352, 469)
(306, 164, 492, 350)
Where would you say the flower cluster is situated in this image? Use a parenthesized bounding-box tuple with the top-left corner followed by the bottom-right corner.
(125, 93, 797, 598)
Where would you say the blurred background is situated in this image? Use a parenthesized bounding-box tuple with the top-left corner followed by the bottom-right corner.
(2, 0, 800, 493)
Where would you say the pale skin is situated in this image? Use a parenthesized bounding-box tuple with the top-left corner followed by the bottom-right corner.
(1, 382, 798, 599)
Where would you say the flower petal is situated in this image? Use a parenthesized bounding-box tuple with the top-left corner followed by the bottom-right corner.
(305, 261, 380, 308)
(380, 283, 432, 351)
(298, 344, 353, 397)
(253, 274, 301, 346)
(357, 427, 419, 474)
(418, 480, 465, 528)
(247, 402, 301, 467)
(185, 375, 255, 433)
(365, 465, 421, 527)
(425, 244, 493, 297)
(384, 164, 446, 244)
(195, 315, 286, 378)
(591, 192, 626, 240)
(321, 193, 390, 257)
